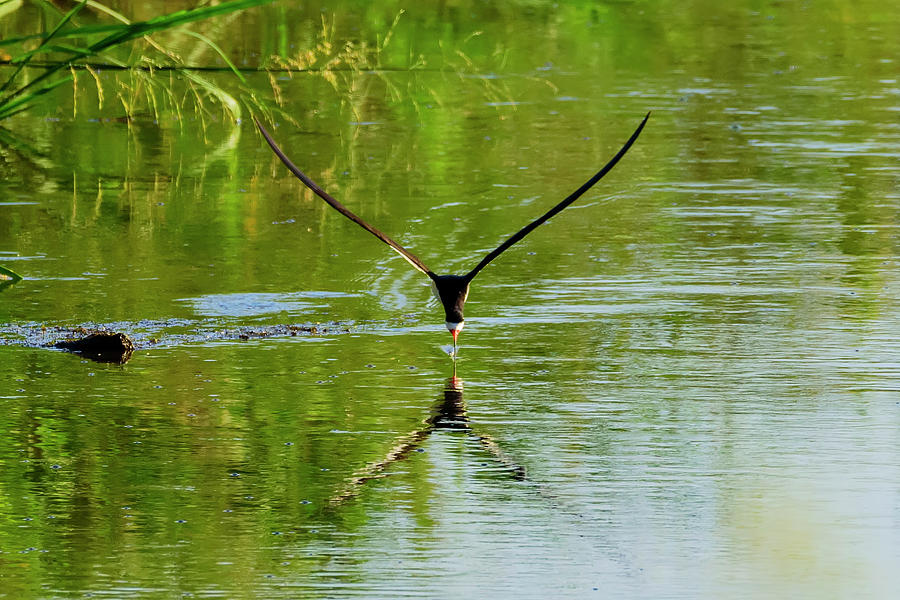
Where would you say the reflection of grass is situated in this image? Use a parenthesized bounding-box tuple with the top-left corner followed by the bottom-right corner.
(0, 3, 418, 128)
(267, 11, 417, 81)
(260, 11, 522, 125)
(1, 4, 520, 128)
(0, 0, 273, 125)
(264, 10, 424, 123)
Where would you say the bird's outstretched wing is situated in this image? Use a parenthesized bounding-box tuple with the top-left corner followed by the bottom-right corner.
(255, 118, 435, 277)
(464, 112, 650, 282)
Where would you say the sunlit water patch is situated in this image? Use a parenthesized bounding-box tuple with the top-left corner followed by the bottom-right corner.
(180, 290, 361, 318)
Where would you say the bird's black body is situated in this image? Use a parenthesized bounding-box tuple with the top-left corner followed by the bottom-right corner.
(255, 112, 650, 351)
(430, 274, 470, 325)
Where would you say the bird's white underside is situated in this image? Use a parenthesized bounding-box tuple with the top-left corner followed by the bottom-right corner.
(445, 320, 464, 332)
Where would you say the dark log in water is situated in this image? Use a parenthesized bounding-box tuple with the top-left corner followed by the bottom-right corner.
(54, 331, 135, 364)
(0, 320, 345, 364)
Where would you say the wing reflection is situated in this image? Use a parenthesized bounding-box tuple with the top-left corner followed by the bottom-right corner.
(329, 370, 526, 506)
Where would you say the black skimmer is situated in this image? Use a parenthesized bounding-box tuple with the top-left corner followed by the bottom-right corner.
(255, 112, 649, 355)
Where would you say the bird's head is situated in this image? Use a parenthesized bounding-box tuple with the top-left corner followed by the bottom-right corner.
(430, 274, 470, 347)
(446, 319, 464, 346)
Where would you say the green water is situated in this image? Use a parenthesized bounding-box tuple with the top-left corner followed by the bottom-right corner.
(2, 1, 899, 598)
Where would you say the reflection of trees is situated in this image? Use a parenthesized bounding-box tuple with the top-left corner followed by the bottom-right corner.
(329, 370, 525, 506)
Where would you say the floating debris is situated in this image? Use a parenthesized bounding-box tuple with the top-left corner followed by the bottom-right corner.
(54, 331, 134, 364)
(0, 319, 352, 364)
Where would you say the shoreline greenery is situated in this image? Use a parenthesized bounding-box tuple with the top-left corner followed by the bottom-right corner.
(0, 0, 275, 124)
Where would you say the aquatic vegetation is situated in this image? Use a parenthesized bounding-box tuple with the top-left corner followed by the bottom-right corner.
(0, 2, 521, 131)
(0, 0, 274, 125)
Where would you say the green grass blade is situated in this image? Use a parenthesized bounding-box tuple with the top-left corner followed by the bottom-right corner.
(1, 0, 273, 48)
(0, 75, 72, 120)
(0, 24, 126, 47)
(182, 29, 248, 85)
(182, 69, 241, 119)
(9, 42, 94, 63)
(84, 0, 132, 25)
(0, 106, 30, 119)
(0, 0, 273, 121)
(0, 0, 23, 20)
(0, 0, 88, 95)
(88, 0, 274, 53)
(0, 63, 71, 109)
(38, 0, 89, 44)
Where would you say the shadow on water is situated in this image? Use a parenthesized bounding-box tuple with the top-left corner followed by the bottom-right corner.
(329, 366, 527, 506)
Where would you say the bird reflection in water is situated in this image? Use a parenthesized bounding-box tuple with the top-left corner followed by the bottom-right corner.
(329, 369, 525, 506)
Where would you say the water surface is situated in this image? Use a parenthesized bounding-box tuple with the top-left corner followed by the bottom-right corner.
(1, 1, 899, 598)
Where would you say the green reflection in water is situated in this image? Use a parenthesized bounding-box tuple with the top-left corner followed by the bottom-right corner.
(1, 0, 899, 598)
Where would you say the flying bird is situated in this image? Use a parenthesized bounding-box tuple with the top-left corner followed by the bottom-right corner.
(255, 112, 649, 354)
